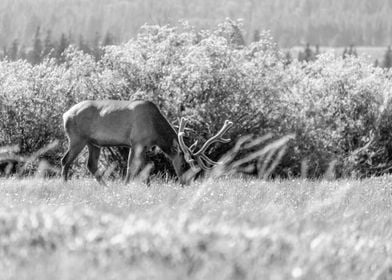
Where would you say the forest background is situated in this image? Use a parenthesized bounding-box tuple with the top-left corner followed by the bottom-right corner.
(1, 0, 392, 65)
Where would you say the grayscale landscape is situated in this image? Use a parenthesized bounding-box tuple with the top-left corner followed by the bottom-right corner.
(1, 1, 392, 279)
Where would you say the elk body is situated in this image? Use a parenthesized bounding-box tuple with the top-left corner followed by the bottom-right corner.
(0, 147, 22, 177)
(61, 100, 233, 184)
(0, 158, 18, 176)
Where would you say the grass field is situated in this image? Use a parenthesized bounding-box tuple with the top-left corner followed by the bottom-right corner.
(0, 176, 391, 280)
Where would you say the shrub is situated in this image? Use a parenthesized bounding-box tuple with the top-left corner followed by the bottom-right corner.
(1, 19, 392, 178)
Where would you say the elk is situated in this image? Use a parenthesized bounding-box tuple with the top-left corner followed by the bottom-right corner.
(0, 158, 18, 176)
(61, 100, 233, 184)
(0, 146, 22, 177)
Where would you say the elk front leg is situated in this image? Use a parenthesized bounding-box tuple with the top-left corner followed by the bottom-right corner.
(125, 144, 146, 184)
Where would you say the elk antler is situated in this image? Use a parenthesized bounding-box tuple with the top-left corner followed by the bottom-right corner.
(178, 118, 234, 171)
(178, 118, 199, 171)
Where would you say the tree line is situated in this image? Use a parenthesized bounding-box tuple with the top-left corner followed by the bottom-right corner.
(291, 43, 392, 69)
(1, 0, 392, 49)
(3, 25, 392, 70)
(1, 27, 116, 64)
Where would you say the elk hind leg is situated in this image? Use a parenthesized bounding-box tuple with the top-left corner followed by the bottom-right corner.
(61, 139, 86, 181)
(87, 143, 104, 184)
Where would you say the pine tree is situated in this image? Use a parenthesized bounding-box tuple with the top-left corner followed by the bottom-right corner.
(30, 26, 43, 64)
(342, 47, 348, 59)
(2, 46, 7, 60)
(78, 35, 91, 54)
(102, 31, 114, 46)
(347, 44, 357, 57)
(43, 30, 55, 58)
(19, 45, 27, 60)
(92, 32, 102, 60)
(229, 20, 245, 47)
(303, 43, 314, 62)
(298, 51, 304, 62)
(314, 44, 320, 58)
(9, 39, 19, 61)
(284, 51, 292, 65)
(56, 33, 69, 63)
(382, 45, 392, 68)
(253, 29, 261, 42)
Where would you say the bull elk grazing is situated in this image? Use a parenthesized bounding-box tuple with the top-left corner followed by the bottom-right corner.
(61, 100, 233, 184)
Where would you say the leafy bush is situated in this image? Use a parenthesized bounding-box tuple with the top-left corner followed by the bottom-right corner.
(280, 55, 392, 176)
(1, 19, 392, 178)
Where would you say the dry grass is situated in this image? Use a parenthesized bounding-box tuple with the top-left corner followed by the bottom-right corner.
(0, 176, 391, 280)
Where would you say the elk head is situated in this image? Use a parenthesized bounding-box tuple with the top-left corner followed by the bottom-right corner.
(178, 118, 233, 171)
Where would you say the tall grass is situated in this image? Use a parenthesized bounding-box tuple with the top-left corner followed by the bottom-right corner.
(0, 176, 391, 279)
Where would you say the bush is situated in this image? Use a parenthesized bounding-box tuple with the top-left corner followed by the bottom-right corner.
(1, 19, 392, 178)
(280, 55, 392, 176)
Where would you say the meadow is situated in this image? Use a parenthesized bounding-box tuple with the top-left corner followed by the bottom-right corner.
(0, 176, 391, 280)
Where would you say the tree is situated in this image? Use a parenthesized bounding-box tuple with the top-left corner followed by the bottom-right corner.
(253, 29, 260, 42)
(314, 44, 320, 58)
(348, 44, 357, 57)
(229, 20, 245, 47)
(303, 43, 314, 62)
(284, 50, 292, 65)
(29, 26, 43, 64)
(342, 47, 348, 59)
(78, 34, 91, 54)
(9, 39, 19, 61)
(91, 32, 102, 60)
(19, 45, 27, 60)
(2, 46, 7, 60)
(298, 50, 304, 62)
(56, 33, 69, 63)
(43, 30, 55, 58)
(102, 31, 115, 46)
(382, 45, 392, 68)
